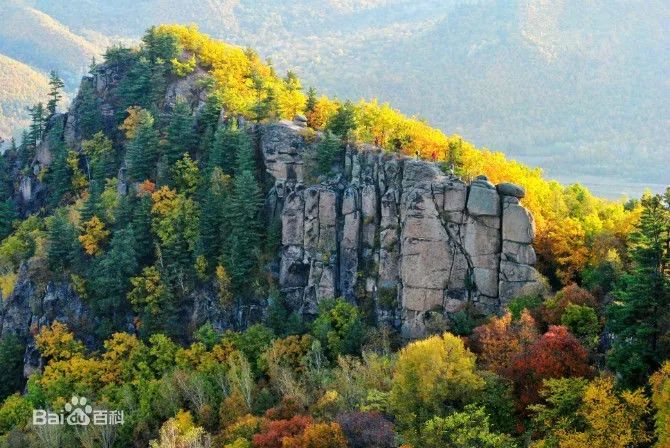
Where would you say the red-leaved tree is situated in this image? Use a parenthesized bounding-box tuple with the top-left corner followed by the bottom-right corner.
(508, 325, 591, 411)
(252, 415, 313, 448)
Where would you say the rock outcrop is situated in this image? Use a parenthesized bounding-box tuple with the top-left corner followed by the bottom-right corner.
(263, 120, 545, 337)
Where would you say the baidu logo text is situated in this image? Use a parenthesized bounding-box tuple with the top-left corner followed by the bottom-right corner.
(33, 396, 124, 427)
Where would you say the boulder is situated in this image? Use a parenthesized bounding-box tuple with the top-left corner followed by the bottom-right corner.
(497, 182, 525, 198)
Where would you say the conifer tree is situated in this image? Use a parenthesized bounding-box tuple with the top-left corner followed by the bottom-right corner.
(126, 112, 159, 182)
(47, 210, 79, 273)
(607, 191, 670, 386)
(223, 140, 263, 294)
(76, 81, 103, 140)
(306, 87, 318, 114)
(46, 71, 65, 117)
(199, 167, 231, 265)
(17, 131, 30, 168)
(131, 193, 155, 266)
(209, 122, 241, 175)
(80, 180, 102, 223)
(48, 147, 72, 208)
(327, 100, 356, 139)
(90, 228, 139, 335)
(27, 103, 46, 149)
(165, 100, 195, 168)
(142, 26, 181, 64)
(316, 131, 341, 174)
(0, 199, 17, 240)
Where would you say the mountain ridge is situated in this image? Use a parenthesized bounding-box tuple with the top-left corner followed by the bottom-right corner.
(1, 0, 668, 198)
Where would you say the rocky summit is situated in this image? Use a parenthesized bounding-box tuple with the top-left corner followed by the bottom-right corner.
(0, 52, 544, 350)
(262, 119, 544, 338)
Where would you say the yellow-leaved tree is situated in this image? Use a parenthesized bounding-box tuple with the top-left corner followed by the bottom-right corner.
(78, 216, 110, 256)
(552, 376, 651, 448)
(390, 332, 484, 444)
(651, 361, 670, 447)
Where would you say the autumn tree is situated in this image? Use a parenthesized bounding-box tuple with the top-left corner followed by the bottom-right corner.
(535, 217, 589, 287)
(528, 377, 589, 445)
(335, 411, 395, 448)
(78, 216, 110, 256)
(508, 326, 591, 410)
(35, 321, 85, 362)
(82, 131, 115, 182)
(650, 361, 670, 446)
(421, 405, 516, 448)
(278, 70, 305, 119)
(151, 186, 199, 294)
(252, 415, 313, 448)
(544, 377, 651, 448)
(472, 310, 538, 376)
(149, 410, 211, 448)
(128, 266, 168, 316)
(390, 332, 485, 441)
(541, 283, 597, 325)
(282, 422, 348, 448)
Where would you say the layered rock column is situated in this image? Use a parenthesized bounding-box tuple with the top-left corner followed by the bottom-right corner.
(262, 120, 544, 337)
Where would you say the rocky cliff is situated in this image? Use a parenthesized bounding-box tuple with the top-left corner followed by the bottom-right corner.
(262, 120, 544, 338)
(2, 64, 544, 351)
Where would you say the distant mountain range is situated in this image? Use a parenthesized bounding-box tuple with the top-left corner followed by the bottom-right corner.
(1, 0, 668, 198)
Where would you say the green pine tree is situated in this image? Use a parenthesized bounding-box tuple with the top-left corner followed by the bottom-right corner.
(27, 102, 46, 149)
(0, 199, 17, 240)
(199, 167, 231, 264)
(89, 228, 139, 336)
(607, 191, 670, 386)
(131, 193, 155, 266)
(126, 112, 159, 182)
(46, 71, 65, 117)
(316, 131, 341, 174)
(80, 180, 103, 222)
(223, 142, 263, 294)
(209, 121, 241, 176)
(164, 100, 195, 168)
(326, 100, 357, 139)
(75, 81, 103, 140)
(306, 86, 317, 114)
(47, 210, 79, 273)
(142, 26, 181, 64)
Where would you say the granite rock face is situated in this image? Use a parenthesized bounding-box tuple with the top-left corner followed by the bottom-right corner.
(263, 121, 545, 338)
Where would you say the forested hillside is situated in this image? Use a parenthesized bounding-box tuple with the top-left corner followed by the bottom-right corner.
(1, 0, 668, 196)
(0, 25, 668, 448)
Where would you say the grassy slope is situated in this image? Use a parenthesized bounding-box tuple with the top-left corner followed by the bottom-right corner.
(0, 1, 101, 83)
(0, 54, 50, 140)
